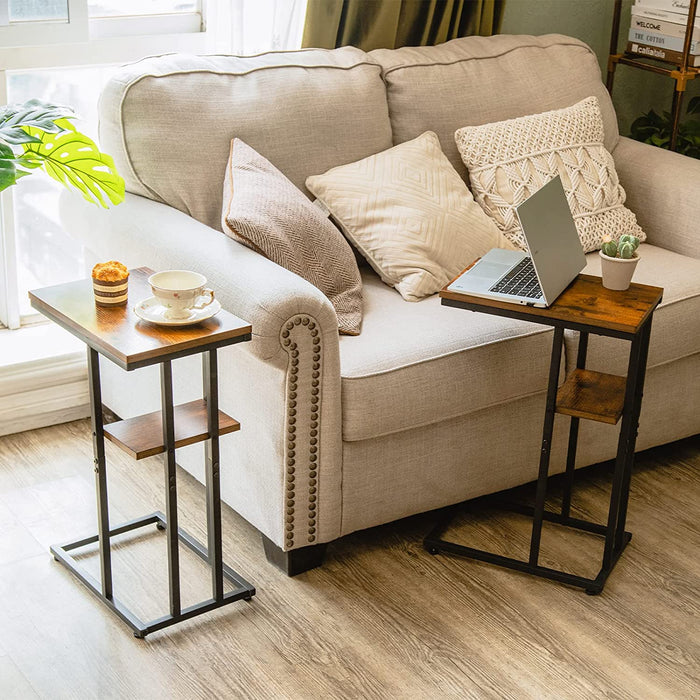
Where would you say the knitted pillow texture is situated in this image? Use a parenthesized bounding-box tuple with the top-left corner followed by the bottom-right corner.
(306, 131, 514, 302)
(222, 139, 363, 335)
(454, 96, 645, 253)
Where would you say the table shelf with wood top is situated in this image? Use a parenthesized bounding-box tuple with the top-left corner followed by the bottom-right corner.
(29, 267, 255, 637)
(425, 274, 663, 594)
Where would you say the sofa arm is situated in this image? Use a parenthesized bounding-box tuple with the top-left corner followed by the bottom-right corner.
(613, 136, 700, 259)
(60, 191, 340, 361)
(60, 191, 343, 550)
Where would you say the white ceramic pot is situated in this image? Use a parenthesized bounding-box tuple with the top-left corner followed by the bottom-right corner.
(599, 250, 640, 291)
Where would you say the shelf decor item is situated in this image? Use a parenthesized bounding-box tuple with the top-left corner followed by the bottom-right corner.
(0, 98, 124, 207)
(607, 0, 700, 152)
(599, 234, 641, 291)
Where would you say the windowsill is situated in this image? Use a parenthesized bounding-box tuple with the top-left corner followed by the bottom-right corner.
(0, 320, 85, 369)
(0, 321, 90, 436)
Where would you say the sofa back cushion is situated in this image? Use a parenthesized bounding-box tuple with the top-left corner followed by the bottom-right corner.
(370, 34, 619, 183)
(99, 48, 393, 229)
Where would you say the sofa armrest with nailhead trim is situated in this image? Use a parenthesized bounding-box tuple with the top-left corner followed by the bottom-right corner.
(60, 190, 344, 564)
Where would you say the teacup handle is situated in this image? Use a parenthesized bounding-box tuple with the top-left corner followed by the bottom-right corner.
(193, 288, 215, 309)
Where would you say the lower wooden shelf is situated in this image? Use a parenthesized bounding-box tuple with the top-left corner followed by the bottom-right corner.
(556, 369, 626, 425)
(104, 399, 240, 460)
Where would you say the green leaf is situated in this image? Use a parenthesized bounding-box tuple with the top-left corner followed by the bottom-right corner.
(650, 133, 670, 147)
(687, 95, 700, 115)
(0, 99, 75, 145)
(0, 142, 17, 191)
(20, 118, 124, 208)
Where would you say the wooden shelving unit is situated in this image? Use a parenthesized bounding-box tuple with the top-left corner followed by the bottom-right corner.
(607, 0, 699, 151)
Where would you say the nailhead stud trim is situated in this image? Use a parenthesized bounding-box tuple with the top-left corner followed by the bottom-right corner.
(279, 314, 322, 548)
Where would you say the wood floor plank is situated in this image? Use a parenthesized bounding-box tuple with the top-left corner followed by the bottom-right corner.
(0, 420, 697, 699)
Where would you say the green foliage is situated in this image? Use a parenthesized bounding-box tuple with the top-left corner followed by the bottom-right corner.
(0, 99, 124, 208)
(630, 95, 700, 159)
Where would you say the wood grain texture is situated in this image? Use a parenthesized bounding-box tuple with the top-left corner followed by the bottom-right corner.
(104, 399, 240, 460)
(0, 420, 698, 699)
(440, 273, 663, 337)
(556, 369, 627, 424)
(28, 268, 252, 370)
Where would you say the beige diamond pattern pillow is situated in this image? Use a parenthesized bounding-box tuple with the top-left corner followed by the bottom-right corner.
(455, 96, 645, 253)
(305, 131, 513, 302)
(222, 139, 363, 335)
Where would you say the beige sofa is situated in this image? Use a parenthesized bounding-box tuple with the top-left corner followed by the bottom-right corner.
(62, 34, 700, 574)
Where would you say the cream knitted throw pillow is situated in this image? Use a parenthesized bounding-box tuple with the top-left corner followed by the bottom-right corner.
(455, 97, 645, 253)
(306, 131, 513, 302)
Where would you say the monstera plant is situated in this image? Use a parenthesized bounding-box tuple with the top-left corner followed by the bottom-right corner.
(0, 98, 124, 206)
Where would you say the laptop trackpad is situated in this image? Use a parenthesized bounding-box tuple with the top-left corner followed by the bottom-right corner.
(472, 261, 512, 279)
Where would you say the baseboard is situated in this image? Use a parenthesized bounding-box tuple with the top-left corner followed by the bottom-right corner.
(0, 352, 90, 436)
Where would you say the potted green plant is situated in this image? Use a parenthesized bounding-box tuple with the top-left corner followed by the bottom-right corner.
(599, 234, 641, 291)
(0, 98, 124, 205)
(630, 96, 700, 159)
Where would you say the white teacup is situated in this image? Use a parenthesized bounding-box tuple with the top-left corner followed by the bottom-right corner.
(149, 270, 215, 320)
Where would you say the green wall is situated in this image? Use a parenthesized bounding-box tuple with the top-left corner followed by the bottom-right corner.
(500, 0, 699, 136)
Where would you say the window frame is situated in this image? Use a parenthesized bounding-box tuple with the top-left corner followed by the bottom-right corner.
(0, 0, 216, 328)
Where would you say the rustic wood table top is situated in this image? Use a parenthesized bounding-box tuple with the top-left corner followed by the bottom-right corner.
(440, 273, 663, 338)
(29, 267, 252, 370)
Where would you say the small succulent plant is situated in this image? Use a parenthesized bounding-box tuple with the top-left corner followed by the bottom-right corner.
(601, 234, 640, 259)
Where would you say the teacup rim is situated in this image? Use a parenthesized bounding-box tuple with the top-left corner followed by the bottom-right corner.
(149, 269, 207, 292)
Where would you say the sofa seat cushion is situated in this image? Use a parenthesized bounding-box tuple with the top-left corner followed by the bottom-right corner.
(339, 269, 556, 442)
(563, 244, 700, 375)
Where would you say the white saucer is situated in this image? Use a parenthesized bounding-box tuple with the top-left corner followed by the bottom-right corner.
(134, 296, 221, 326)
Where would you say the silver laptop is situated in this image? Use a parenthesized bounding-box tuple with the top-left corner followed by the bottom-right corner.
(448, 175, 586, 307)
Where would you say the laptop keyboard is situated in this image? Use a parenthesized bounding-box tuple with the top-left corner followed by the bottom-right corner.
(489, 257, 543, 299)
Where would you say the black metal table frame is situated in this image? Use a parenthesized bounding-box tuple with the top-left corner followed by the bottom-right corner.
(425, 299, 655, 594)
(51, 344, 255, 638)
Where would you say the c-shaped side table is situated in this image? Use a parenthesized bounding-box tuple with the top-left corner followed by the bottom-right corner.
(425, 273, 663, 594)
(30, 267, 255, 637)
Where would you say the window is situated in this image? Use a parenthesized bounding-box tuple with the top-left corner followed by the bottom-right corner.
(0, 0, 307, 329)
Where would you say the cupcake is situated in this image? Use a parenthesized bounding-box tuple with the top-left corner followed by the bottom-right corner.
(92, 261, 129, 306)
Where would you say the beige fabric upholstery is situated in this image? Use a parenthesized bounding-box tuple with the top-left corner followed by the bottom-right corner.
(613, 136, 700, 259)
(455, 97, 645, 253)
(339, 269, 555, 442)
(563, 244, 700, 375)
(340, 351, 700, 535)
(61, 191, 344, 549)
(370, 34, 619, 181)
(222, 139, 363, 335)
(98, 48, 393, 230)
(306, 131, 511, 301)
(64, 38, 700, 552)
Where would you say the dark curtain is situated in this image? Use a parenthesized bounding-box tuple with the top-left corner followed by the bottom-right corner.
(302, 0, 505, 51)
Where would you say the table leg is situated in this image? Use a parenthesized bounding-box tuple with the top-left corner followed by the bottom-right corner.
(614, 318, 653, 553)
(203, 349, 224, 602)
(87, 347, 112, 599)
(603, 318, 652, 568)
(561, 332, 589, 518)
(160, 360, 181, 616)
(529, 326, 564, 566)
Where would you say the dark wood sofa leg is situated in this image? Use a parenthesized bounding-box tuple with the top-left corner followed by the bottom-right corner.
(261, 534, 327, 576)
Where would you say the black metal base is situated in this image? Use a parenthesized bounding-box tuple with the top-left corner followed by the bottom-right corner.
(424, 502, 632, 595)
(52, 511, 255, 638)
(261, 534, 327, 576)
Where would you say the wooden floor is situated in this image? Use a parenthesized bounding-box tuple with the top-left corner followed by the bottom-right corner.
(0, 419, 698, 699)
